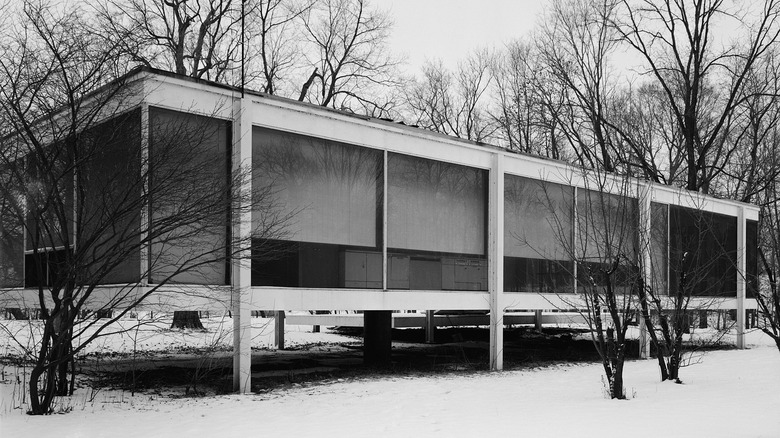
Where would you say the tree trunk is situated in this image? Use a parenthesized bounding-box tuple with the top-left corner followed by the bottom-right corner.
(612, 361, 625, 399)
(171, 311, 204, 329)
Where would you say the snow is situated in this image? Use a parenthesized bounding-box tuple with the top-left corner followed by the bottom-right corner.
(2, 319, 779, 438)
(0, 314, 361, 358)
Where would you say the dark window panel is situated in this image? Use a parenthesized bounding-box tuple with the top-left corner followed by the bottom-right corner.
(504, 175, 574, 293)
(650, 202, 669, 295)
(504, 257, 574, 293)
(251, 239, 382, 289)
(149, 108, 231, 285)
(24, 253, 47, 288)
(747, 220, 758, 299)
(574, 189, 639, 295)
(24, 155, 74, 252)
(669, 206, 737, 297)
(0, 196, 24, 287)
(78, 109, 142, 284)
(577, 189, 638, 264)
(251, 240, 299, 287)
(24, 249, 68, 288)
(576, 260, 638, 295)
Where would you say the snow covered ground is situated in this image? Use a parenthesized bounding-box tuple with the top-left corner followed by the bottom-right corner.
(1, 318, 779, 438)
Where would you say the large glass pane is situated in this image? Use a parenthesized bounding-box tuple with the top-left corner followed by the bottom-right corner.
(149, 108, 230, 285)
(650, 202, 668, 295)
(22, 134, 75, 288)
(252, 128, 382, 288)
(669, 206, 737, 297)
(25, 156, 73, 252)
(504, 175, 574, 292)
(576, 189, 639, 294)
(387, 154, 487, 291)
(388, 154, 485, 255)
(253, 127, 381, 247)
(746, 219, 758, 299)
(0, 175, 24, 287)
(79, 110, 142, 284)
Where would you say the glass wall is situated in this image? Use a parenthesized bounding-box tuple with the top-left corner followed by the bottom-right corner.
(23, 131, 74, 288)
(149, 108, 230, 285)
(576, 189, 639, 294)
(0, 168, 24, 287)
(504, 175, 573, 292)
(12, 111, 143, 288)
(669, 206, 737, 297)
(747, 219, 758, 299)
(650, 202, 668, 295)
(252, 128, 382, 288)
(24, 156, 73, 252)
(245, 125, 748, 299)
(387, 154, 487, 291)
(79, 109, 142, 284)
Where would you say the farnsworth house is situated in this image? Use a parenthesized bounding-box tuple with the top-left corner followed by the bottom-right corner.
(0, 68, 759, 392)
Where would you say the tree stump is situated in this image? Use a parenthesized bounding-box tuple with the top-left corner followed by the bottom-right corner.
(171, 311, 204, 329)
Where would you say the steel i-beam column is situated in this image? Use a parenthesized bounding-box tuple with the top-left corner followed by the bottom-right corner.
(232, 96, 253, 393)
(638, 183, 652, 359)
(737, 207, 746, 349)
(488, 153, 504, 371)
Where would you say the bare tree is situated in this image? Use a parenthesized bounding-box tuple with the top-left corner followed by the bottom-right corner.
(0, 1, 285, 414)
(97, 0, 244, 83)
(573, 175, 640, 399)
(297, 0, 401, 116)
(97, 0, 260, 330)
(615, 0, 780, 193)
(513, 170, 640, 399)
(490, 39, 567, 158)
(703, 47, 780, 352)
(406, 51, 498, 143)
(245, 0, 314, 94)
(756, 193, 780, 351)
(609, 82, 686, 184)
(536, 0, 624, 172)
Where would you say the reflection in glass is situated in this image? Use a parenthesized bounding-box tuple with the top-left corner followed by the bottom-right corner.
(576, 189, 639, 294)
(747, 220, 758, 299)
(0, 182, 24, 287)
(253, 128, 381, 247)
(650, 202, 668, 295)
(79, 110, 142, 284)
(387, 154, 487, 291)
(149, 108, 230, 285)
(252, 128, 382, 288)
(503, 175, 573, 292)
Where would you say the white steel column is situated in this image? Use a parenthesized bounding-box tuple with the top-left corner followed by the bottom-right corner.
(572, 187, 579, 295)
(232, 97, 253, 393)
(382, 150, 388, 291)
(736, 206, 746, 349)
(488, 152, 504, 371)
(637, 183, 652, 359)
